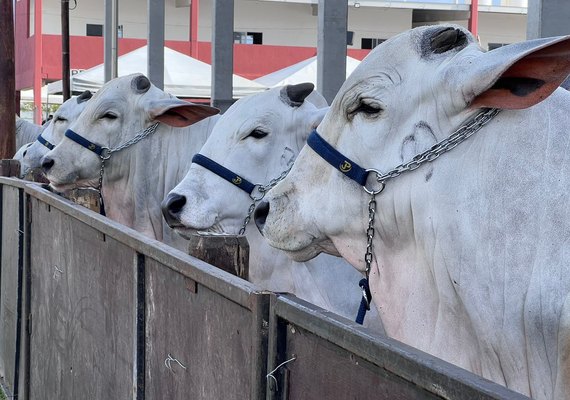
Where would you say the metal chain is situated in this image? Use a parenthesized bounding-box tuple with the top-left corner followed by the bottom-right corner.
(359, 107, 500, 309)
(96, 122, 160, 214)
(98, 158, 106, 213)
(238, 163, 294, 235)
(108, 122, 160, 155)
(370, 108, 500, 186)
(239, 202, 257, 235)
(364, 193, 376, 280)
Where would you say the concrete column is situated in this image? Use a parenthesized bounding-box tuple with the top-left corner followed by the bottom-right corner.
(104, 0, 119, 82)
(317, 0, 347, 104)
(527, 0, 570, 39)
(211, 0, 234, 112)
(148, 0, 165, 89)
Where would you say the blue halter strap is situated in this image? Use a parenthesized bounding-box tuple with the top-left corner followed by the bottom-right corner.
(307, 130, 370, 186)
(37, 133, 55, 150)
(308, 129, 375, 325)
(192, 154, 256, 195)
(65, 129, 110, 158)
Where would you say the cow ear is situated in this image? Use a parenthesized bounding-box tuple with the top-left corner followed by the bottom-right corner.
(457, 36, 570, 110)
(299, 107, 329, 145)
(147, 98, 220, 127)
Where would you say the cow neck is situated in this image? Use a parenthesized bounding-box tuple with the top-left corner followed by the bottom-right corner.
(307, 107, 501, 325)
(64, 122, 160, 216)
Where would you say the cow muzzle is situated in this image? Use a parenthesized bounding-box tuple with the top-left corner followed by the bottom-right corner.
(161, 192, 186, 227)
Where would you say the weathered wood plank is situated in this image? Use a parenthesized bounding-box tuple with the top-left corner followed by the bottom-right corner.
(187, 234, 249, 279)
(270, 295, 529, 400)
(28, 198, 136, 399)
(0, 185, 22, 394)
(0, 160, 20, 178)
(145, 257, 265, 400)
(21, 182, 259, 308)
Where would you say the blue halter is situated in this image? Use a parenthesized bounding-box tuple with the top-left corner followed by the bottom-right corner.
(65, 129, 110, 159)
(37, 133, 55, 150)
(192, 154, 257, 195)
(307, 130, 370, 187)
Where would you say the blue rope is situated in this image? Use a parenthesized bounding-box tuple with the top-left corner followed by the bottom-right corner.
(355, 278, 372, 325)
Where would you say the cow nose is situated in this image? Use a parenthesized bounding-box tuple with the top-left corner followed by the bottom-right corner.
(41, 157, 55, 173)
(254, 201, 270, 232)
(161, 193, 186, 227)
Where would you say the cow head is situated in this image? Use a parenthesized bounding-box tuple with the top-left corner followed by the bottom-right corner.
(41, 73, 218, 192)
(256, 25, 570, 268)
(17, 91, 92, 178)
(161, 83, 327, 237)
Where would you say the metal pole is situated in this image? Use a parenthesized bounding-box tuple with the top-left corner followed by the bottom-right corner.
(34, 0, 43, 124)
(104, 0, 118, 82)
(527, 0, 570, 39)
(190, 0, 199, 58)
(468, 0, 478, 37)
(211, 0, 234, 112)
(148, 0, 165, 89)
(317, 0, 347, 104)
(0, 0, 16, 157)
(61, 0, 71, 100)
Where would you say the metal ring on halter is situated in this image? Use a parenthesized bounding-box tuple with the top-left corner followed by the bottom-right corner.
(100, 147, 112, 160)
(249, 184, 267, 202)
(363, 169, 385, 195)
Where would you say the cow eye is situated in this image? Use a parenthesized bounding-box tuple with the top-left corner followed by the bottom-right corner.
(354, 101, 383, 116)
(101, 112, 118, 120)
(245, 129, 268, 139)
(54, 116, 67, 123)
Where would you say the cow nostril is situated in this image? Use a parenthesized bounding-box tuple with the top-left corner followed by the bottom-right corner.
(161, 193, 186, 226)
(41, 157, 55, 173)
(254, 201, 270, 232)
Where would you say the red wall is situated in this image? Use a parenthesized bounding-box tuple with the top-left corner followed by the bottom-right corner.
(16, 14, 371, 90)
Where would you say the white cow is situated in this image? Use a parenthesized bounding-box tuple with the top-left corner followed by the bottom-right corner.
(256, 25, 570, 399)
(15, 91, 92, 178)
(161, 84, 383, 331)
(15, 116, 44, 150)
(41, 74, 219, 249)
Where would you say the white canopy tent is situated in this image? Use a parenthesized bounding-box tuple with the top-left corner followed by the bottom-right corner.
(254, 56, 361, 89)
(47, 46, 267, 98)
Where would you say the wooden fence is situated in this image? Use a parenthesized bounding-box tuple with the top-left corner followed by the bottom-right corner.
(0, 177, 528, 399)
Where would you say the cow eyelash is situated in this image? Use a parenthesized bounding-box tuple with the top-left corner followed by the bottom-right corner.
(101, 112, 118, 120)
(354, 101, 383, 116)
(245, 129, 268, 139)
(54, 116, 67, 123)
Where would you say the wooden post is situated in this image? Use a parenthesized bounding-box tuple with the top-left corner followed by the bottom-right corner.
(0, 160, 21, 178)
(188, 234, 249, 280)
(24, 167, 50, 183)
(0, 0, 16, 158)
(61, 0, 71, 100)
(63, 189, 101, 213)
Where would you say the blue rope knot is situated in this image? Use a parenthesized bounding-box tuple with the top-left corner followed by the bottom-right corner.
(355, 278, 372, 325)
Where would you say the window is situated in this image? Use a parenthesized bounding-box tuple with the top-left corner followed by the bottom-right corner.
(488, 43, 509, 51)
(234, 32, 262, 45)
(347, 31, 354, 46)
(86, 24, 103, 37)
(361, 38, 385, 50)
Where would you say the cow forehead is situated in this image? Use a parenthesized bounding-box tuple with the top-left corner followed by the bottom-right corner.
(346, 24, 476, 85)
(214, 87, 305, 133)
